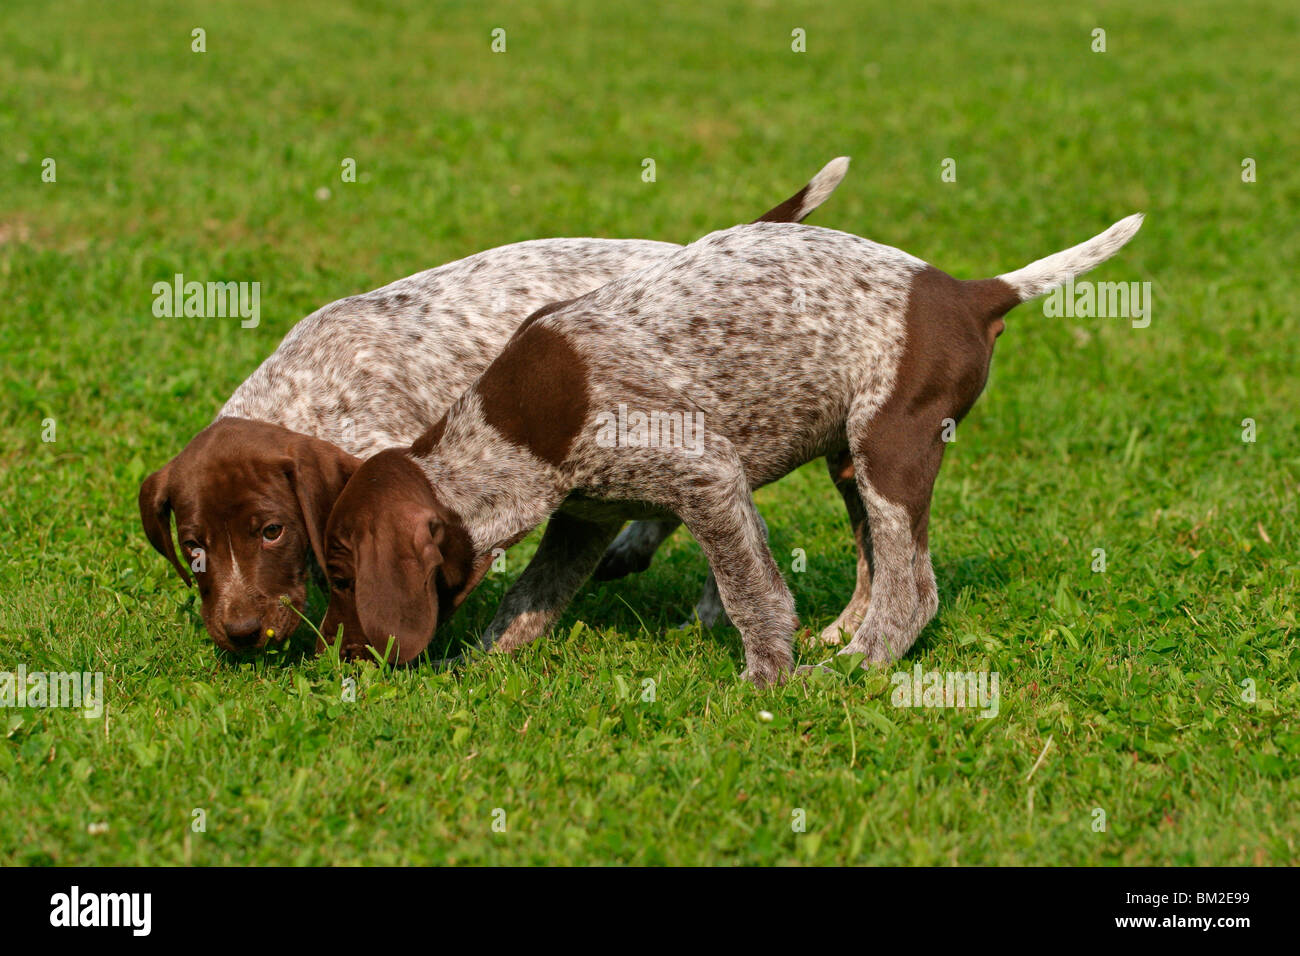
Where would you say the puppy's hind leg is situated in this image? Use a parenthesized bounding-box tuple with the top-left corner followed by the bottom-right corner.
(814, 449, 873, 647)
(840, 404, 944, 665)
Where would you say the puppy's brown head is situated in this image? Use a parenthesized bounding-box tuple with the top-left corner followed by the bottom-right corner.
(321, 449, 481, 664)
(138, 418, 359, 652)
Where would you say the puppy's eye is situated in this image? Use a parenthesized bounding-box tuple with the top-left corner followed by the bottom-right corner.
(262, 524, 284, 542)
(182, 540, 203, 554)
(331, 577, 352, 591)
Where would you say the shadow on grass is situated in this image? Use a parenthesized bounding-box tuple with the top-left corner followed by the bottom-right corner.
(190, 547, 1014, 674)
(435, 546, 1016, 673)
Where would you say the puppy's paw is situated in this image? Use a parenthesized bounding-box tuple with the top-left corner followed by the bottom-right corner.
(742, 650, 794, 689)
(592, 543, 653, 581)
(838, 638, 894, 668)
(812, 621, 850, 647)
(740, 666, 786, 689)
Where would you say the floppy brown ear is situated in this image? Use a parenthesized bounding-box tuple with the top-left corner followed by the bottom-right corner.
(434, 521, 501, 626)
(355, 518, 444, 664)
(287, 437, 361, 572)
(138, 463, 192, 586)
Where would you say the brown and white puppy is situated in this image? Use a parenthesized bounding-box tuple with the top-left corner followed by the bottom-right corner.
(139, 159, 850, 653)
(321, 213, 1144, 684)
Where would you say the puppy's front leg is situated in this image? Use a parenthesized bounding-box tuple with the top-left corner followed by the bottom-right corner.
(596, 513, 771, 632)
(673, 457, 796, 687)
(481, 512, 624, 653)
(692, 510, 767, 629)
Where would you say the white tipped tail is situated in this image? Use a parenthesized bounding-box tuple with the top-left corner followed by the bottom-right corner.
(997, 213, 1145, 301)
(753, 156, 850, 224)
(795, 156, 850, 221)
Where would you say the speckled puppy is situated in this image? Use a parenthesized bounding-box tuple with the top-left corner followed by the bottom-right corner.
(138, 158, 849, 653)
(321, 213, 1144, 685)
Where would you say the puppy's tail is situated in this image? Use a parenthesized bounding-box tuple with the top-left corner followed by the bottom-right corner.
(994, 213, 1145, 303)
(752, 156, 850, 224)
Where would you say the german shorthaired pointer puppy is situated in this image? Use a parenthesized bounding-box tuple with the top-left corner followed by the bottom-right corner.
(138, 159, 849, 653)
(320, 213, 1143, 684)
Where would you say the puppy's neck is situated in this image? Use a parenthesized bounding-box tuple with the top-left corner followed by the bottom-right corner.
(406, 413, 566, 565)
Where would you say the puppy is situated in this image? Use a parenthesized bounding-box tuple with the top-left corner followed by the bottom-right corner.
(320, 213, 1144, 683)
(138, 159, 849, 653)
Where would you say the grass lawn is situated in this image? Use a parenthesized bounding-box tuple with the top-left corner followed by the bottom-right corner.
(1, 0, 1296, 865)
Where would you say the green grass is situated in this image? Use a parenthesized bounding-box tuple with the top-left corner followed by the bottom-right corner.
(1, 0, 1297, 865)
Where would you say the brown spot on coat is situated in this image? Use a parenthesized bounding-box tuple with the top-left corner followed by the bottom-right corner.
(477, 321, 589, 467)
(858, 268, 1021, 529)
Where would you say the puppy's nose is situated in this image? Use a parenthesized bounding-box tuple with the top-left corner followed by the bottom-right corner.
(223, 618, 263, 648)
